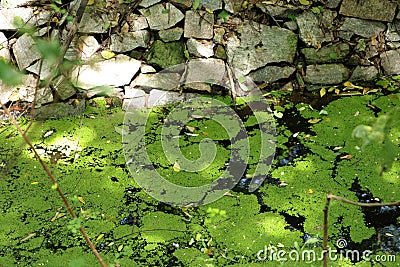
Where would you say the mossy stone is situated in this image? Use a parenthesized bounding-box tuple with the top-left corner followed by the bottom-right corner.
(145, 40, 185, 69)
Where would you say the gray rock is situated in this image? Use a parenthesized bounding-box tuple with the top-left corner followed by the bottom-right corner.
(79, 7, 113, 33)
(158, 27, 183, 42)
(226, 21, 297, 75)
(52, 76, 77, 101)
(122, 89, 147, 110)
(139, 0, 161, 8)
(0, 0, 32, 7)
(387, 42, 400, 49)
(110, 30, 150, 53)
(124, 87, 146, 99)
(185, 82, 211, 93)
(380, 49, 400, 75)
(365, 42, 379, 59)
(26, 58, 55, 81)
(213, 27, 225, 44)
(0, 32, 10, 61)
(386, 31, 400, 43)
(386, 22, 400, 42)
(223, 0, 235, 13)
(77, 35, 100, 60)
(5, 74, 53, 104)
(326, 0, 341, 9)
(184, 11, 214, 39)
(338, 17, 386, 39)
(145, 40, 185, 69)
(148, 89, 184, 107)
(13, 33, 41, 70)
(284, 21, 297, 31)
(0, 8, 51, 30)
(0, 80, 13, 104)
(187, 38, 214, 58)
(249, 66, 296, 84)
(132, 72, 181, 90)
(128, 15, 149, 31)
(71, 54, 141, 89)
(170, 0, 193, 9)
(140, 64, 157, 74)
(84, 87, 123, 99)
(349, 66, 379, 82)
(34, 101, 85, 120)
(185, 58, 226, 86)
(302, 43, 350, 64)
(214, 45, 227, 59)
(320, 10, 337, 30)
(339, 0, 397, 22)
(305, 64, 350, 85)
(141, 3, 184, 30)
(199, 0, 222, 11)
(262, 5, 301, 19)
(296, 11, 333, 48)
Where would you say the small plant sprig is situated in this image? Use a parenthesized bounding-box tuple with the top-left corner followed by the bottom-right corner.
(0, 0, 107, 265)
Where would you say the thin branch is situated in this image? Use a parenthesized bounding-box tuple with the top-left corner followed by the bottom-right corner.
(0, 103, 106, 267)
(322, 191, 331, 267)
(322, 191, 400, 267)
(42, 0, 89, 89)
(328, 192, 400, 207)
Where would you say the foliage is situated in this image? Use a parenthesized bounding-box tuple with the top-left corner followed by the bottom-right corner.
(0, 59, 24, 86)
(1, 93, 399, 265)
(218, 10, 230, 22)
(353, 107, 399, 172)
(376, 75, 400, 92)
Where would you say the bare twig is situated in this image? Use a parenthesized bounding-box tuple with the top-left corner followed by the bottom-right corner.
(323, 191, 400, 267)
(0, 104, 106, 267)
(42, 0, 89, 89)
(322, 192, 331, 267)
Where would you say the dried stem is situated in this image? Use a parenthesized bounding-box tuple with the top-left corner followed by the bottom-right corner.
(323, 191, 400, 267)
(1, 103, 106, 266)
(322, 191, 331, 267)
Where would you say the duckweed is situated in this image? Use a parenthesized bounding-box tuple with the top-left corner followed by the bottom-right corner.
(0, 94, 399, 266)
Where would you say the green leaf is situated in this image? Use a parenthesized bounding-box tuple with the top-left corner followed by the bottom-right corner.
(184, 49, 190, 60)
(237, 76, 246, 83)
(311, 7, 321, 14)
(0, 60, 24, 86)
(356, 39, 366, 51)
(376, 79, 390, 88)
(35, 39, 61, 65)
(192, 0, 200, 10)
(299, 0, 310, 5)
(205, 79, 214, 85)
(162, 9, 170, 14)
(12, 16, 25, 28)
(217, 10, 230, 22)
(100, 50, 115, 59)
(329, 52, 338, 60)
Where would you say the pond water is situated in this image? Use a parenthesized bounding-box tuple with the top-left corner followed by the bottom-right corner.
(0, 93, 399, 266)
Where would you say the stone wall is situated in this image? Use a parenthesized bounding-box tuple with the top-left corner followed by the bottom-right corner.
(1, 0, 400, 115)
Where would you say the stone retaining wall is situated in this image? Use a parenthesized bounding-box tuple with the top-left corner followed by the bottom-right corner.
(0, 0, 400, 115)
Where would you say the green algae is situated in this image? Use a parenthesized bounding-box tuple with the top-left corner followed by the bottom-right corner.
(0, 94, 399, 266)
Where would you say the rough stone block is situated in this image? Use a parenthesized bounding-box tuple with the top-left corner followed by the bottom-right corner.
(339, 0, 397, 22)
